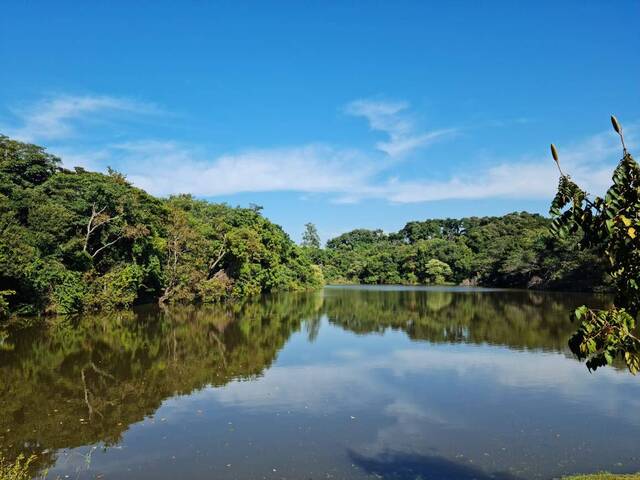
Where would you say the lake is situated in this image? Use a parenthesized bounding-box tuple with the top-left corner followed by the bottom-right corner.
(1, 286, 639, 479)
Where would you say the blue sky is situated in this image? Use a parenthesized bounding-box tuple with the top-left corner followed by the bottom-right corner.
(1, 1, 639, 243)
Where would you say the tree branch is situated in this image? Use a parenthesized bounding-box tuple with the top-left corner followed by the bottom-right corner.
(91, 235, 123, 258)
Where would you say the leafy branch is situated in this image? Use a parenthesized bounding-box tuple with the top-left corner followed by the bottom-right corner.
(549, 116, 640, 374)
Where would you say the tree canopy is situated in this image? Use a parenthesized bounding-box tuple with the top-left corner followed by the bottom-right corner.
(0, 135, 323, 319)
(315, 212, 606, 290)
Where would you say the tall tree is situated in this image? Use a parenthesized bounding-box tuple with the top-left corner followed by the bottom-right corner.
(301, 222, 321, 248)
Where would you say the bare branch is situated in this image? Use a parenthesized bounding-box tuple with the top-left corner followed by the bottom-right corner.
(89, 362, 115, 380)
(208, 235, 227, 274)
(84, 203, 122, 254)
(91, 235, 123, 258)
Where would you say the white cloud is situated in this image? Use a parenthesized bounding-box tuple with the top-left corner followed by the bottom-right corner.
(332, 125, 636, 204)
(111, 141, 375, 197)
(56, 122, 632, 204)
(345, 98, 457, 157)
(2, 93, 635, 206)
(183, 341, 640, 430)
(4, 94, 158, 142)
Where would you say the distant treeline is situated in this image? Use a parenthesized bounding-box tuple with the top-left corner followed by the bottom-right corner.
(0, 135, 323, 318)
(307, 213, 609, 291)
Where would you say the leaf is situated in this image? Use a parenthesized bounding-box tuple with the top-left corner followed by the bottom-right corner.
(628, 227, 636, 239)
(606, 219, 614, 233)
(574, 305, 588, 320)
(604, 351, 614, 365)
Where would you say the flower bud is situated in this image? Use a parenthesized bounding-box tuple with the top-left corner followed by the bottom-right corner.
(611, 115, 621, 134)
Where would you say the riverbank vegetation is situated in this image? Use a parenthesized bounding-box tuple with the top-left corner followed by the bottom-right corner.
(0, 135, 323, 319)
(0, 131, 620, 322)
(309, 212, 608, 291)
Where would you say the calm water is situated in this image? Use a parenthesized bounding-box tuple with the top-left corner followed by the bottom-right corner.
(1, 286, 639, 479)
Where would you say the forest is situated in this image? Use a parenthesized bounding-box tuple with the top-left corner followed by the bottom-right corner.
(0, 135, 323, 318)
(308, 213, 608, 291)
(0, 134, 609, 320)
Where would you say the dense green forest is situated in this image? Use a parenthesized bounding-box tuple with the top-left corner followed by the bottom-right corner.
(0, 134, 608, 320)
(0, 135, 323, 318)
(310, 213, 608, 291)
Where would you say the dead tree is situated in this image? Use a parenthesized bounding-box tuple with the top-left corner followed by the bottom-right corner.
(84, 203, 123, 258)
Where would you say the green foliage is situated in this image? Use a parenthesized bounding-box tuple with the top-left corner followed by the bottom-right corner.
(0, 291, 14, 318)
(50, 269, 87, 314)
(85, 264, 144, 311)
(568, 307, 639, 373)
(0, 454, 37, 480)
(301, 222, 321, 248)
(320, 213, 605, 290)
(549, 116, 640, 374)
(420, 258, 453, 284)
(158, 196, 323, 305)
(0, 135, 59, 190)
(0, 136, 323, 319)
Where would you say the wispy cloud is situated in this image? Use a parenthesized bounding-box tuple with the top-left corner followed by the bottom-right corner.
(112, 141, 375, 197)
(328, 123, 635, 204)
(3, 94, 159, 142)
(99, 126, 629, 204)
(2, 93, 634, 206)
(344, 98, 457, 157)
(366, 125, 636, 204)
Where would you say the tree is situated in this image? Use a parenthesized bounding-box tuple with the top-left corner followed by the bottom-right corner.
(420, 258, 453, 285)
(0, 134, 60, 190)
(301, 222, 321, 248)
(0, 135, 324, 318)
(412, 238, 473, 283)
(549, 116, 640, 373)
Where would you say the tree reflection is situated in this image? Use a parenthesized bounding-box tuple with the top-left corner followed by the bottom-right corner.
(0, 287, 608, 474)
(322, 288, 609, 351)
(0, 291, 323, 472)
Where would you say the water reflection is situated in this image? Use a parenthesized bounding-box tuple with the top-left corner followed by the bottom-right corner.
(349, 450, 519, 480)
(322, 286, 607, 351)
(0, 287, 637, 480)
(0, 292, 323, 472)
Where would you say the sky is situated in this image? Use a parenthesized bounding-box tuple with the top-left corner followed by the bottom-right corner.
(1, 1, 639, 243)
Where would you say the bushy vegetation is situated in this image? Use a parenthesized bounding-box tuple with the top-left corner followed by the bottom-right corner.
(0, 135, 323, 319)
(549, 117, 639, 374)
(308, 213, 607, 290)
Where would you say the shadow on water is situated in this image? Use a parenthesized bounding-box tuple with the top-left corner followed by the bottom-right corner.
(349, 450, 521, 480)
